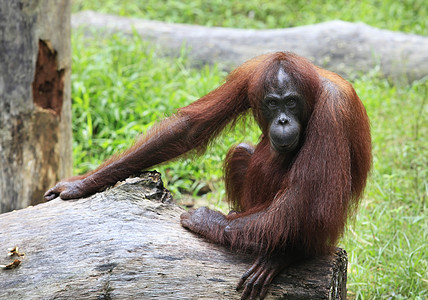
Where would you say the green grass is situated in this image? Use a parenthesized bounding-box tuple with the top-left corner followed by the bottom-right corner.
(70, 1, 427, 298)
(72, 0, 427, 35)
(71, 33, 261, 207)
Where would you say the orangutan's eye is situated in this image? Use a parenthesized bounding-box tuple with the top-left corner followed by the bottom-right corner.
(287, 98, 297, 108)
(268, 99, 278, 107)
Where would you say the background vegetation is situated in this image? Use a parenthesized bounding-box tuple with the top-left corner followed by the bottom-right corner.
(72, 0, 427, 35)
(71, 1, 427, 298)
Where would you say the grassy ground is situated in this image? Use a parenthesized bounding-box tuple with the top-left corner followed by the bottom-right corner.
(70, 1, 427, 298)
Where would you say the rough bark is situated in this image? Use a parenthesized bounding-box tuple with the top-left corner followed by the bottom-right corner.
(0, 171, 347, 299)
(72, 11, 428, 82)
(0, 0, 72, 213)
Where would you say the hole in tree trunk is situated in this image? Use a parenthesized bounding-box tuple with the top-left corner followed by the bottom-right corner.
(32, 39, 65, 116)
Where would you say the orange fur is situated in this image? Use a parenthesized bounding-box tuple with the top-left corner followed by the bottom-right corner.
(72, 52, 371, 257)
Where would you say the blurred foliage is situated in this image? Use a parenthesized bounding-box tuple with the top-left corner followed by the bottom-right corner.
(72, 0, 427, 35)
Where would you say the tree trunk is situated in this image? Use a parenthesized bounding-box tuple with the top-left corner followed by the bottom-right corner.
(0, 172, 347, 299)
(0, 0, 72, 213)
(72, 11, 428, 82)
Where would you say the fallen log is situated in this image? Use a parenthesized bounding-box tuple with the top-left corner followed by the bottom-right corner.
(72, 11, 428, 82)
(0, 171, 347, 299)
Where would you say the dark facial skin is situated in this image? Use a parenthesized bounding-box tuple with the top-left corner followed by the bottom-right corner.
(262, 68, 305, 153)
